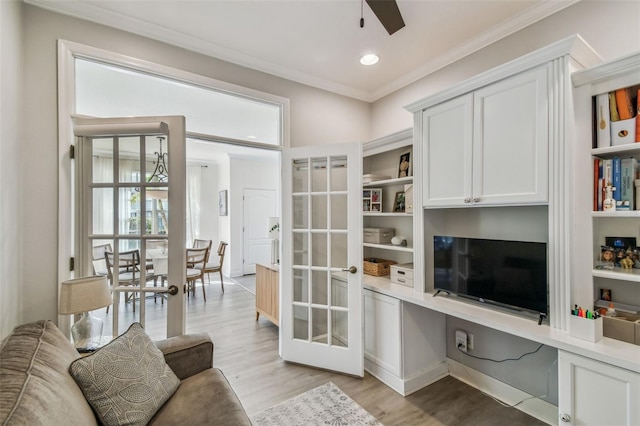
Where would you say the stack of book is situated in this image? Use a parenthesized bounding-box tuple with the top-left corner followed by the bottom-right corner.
(595, 85, 640, 148)
(593, 157, 638, 211)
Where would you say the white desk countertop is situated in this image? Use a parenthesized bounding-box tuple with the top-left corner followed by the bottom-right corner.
(363, 277, 640, 374)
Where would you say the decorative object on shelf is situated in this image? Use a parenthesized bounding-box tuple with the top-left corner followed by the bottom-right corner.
(362, 174, 390, 184)
(363, 227, 394, 244)
(397, 151, 412, 178)
(267, 216, 280, 264)
(362, 188, 382, 212)
(393, 191, 405, 212)
(363, 257, 397, 276)
(219, 190, 228, 216)
(404, 184, 413, 213)
(603, 183, 616, 211)
(390, 236, 407, 246)
(58, 276, 112, 352)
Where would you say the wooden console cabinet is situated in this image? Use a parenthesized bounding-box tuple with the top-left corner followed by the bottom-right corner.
(256, 263, 279, 326)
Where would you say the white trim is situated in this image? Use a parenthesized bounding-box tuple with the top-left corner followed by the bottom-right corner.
(448, 359, 558, 425)
(405, 35, 601, 113)
(58, 40, 290, 148)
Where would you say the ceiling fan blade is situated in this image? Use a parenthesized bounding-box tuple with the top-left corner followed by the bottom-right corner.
(365, 0, 405, 35)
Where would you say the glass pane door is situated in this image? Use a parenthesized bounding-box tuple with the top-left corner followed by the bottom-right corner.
(281, 142, 363, 376)
(74, 116, 186, 340)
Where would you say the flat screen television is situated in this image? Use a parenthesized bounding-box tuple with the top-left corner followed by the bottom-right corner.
(433, 236, 548, 317)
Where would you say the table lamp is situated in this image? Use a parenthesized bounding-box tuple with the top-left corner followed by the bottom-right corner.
(267, 216, 279, 264)
(59, 276, 112, 352)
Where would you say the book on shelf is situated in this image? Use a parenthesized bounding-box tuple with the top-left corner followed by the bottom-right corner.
(593, 158, 599, 211)
(615, 88, 635, 121)
(636, 88, 640, 142)
(612, 157, 622, 202)
(596, 93, 611, 148)
(609, 92, 620, 122)
(621, 158, 638, 210)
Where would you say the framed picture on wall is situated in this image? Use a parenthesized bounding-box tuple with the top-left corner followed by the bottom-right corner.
(219, 190, 228, 216)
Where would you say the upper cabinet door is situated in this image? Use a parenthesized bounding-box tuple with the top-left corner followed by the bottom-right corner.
(422, 94, 473, 207)
(472, 66, 549, 206)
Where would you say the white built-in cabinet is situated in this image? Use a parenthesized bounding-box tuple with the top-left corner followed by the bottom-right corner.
(363, 288, 447, 396)
(558, 351, 640, 425)
(422, 66, 549, 208)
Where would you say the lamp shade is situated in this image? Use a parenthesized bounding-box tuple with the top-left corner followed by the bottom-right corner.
(59, 276, 112, 314)
(267, 217, 279, 239)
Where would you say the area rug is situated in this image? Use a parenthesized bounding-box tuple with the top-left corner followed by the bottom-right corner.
(250, 382, 383, 426)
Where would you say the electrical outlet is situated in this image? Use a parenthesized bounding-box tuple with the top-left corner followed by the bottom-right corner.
(455, 330, 467, 352)
(467, 333, 474, 350)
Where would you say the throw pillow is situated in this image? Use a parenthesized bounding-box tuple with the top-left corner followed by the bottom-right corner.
(69, 322, 180, 426)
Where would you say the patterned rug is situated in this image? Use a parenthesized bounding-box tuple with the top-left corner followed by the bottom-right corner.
(251, 382, 383, 426)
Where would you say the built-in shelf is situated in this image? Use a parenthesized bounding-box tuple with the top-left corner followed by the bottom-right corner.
(592, 211, 640, 218)
(592, 267, 640, 282)
(363, 242, 413, 252)
(594, 299, 640, 314)
(363, 176, 413, 188)
(363, 212, 412, 217)
(591, 144, 640, 159)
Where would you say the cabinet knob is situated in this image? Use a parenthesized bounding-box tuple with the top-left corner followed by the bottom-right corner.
(473, 197, 480, 203)
(560, 413, 571, 423)
(464, 198, 471, 203)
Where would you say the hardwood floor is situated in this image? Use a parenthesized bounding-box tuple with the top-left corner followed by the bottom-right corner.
(99, 278, 546, 425)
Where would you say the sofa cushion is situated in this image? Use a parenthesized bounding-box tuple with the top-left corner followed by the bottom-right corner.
(148, 367, 251, 425)
(69, 322, 180, 426)
(0, 320, 97, 426)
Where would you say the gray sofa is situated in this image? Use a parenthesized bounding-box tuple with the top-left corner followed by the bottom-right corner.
(0, 320, 251, 425)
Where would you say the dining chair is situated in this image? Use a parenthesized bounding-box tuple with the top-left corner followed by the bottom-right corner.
(104, 250, 150, 313)
(203, 241, 228, 293)
(91, 243, 112, 277)
(186, 247, 209, 300)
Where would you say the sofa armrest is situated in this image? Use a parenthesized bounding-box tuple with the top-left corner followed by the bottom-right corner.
(155, 333, 214, 380)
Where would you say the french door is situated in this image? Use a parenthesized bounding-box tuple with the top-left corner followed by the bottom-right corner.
(281, 142, 363, 376)
(73, 116, 186, 339)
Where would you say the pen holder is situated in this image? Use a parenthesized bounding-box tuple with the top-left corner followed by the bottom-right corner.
(570, 315, 603, 342)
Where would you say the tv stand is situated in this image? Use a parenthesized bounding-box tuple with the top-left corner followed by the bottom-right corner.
(433, 289, 449, 297)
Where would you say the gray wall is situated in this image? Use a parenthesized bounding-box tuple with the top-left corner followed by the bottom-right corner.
(13, 4, 370, 332)
(0, 0, 24, 338)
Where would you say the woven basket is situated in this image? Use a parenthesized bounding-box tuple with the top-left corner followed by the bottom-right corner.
(363, 258, 397, 276)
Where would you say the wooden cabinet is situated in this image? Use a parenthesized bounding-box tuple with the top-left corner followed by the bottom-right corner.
(363, 289, 447, 396)
(421, 66, 549, 208)
(558, 350, 640, 426)
(256, 263, 279, 326)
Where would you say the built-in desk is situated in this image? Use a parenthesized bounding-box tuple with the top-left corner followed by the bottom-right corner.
(363, 279, 640, 426)
(364, 279, 640, 373)
(256, 263, 279, 326)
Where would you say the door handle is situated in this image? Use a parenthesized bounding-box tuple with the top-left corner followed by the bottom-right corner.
(342, 266, 358, 274)
(160, 285, 179, 296)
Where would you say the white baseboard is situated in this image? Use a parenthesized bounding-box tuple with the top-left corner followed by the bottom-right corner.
(447, 359, 558, 426)
(365, 358, 448, 396)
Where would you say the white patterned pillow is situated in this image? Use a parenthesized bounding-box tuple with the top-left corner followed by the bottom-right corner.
(69, 323, 180, 426)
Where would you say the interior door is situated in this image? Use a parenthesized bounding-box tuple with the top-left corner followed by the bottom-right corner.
(281, 142, 363, 376)
(243, 188, 277, 274)
(73, 116, 186, 340)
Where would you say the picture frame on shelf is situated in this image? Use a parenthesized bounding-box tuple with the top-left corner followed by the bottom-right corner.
(397, 151, 412, 178)
(600, 288, 612, 302)
(393, 191, 406, 212)
(363, 188, 382, 212)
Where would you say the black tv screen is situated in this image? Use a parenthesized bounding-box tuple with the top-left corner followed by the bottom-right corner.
(434, 236, 548, 316)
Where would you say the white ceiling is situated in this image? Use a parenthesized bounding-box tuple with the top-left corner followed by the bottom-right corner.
(27, 0, 578, 102)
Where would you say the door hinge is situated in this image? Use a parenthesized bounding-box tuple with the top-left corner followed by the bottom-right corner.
(69, 257, 75, 271)
(69, 145, 75, 159)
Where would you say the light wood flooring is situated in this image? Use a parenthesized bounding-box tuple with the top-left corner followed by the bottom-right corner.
(98, 277, 546, 425)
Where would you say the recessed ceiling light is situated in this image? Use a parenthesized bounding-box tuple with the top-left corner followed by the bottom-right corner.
(360, 54, 379, 66)
(247, 135, 257, 139)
